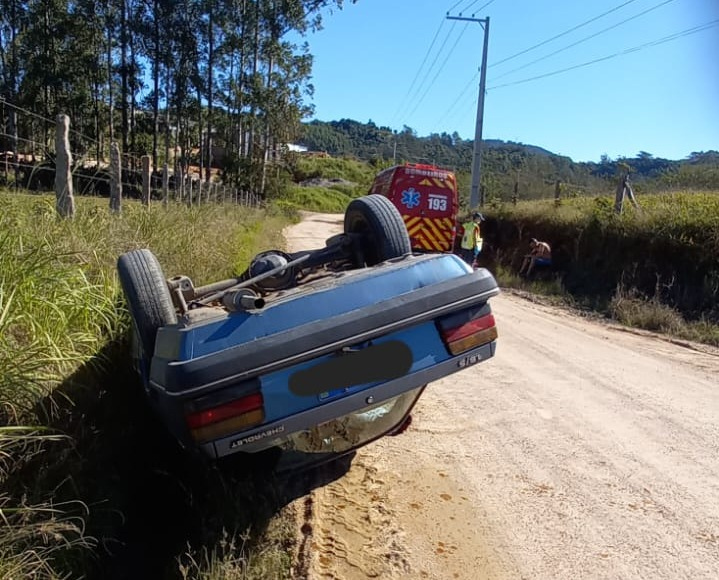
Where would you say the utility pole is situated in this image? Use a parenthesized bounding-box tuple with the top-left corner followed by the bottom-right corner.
(447, 13, 489, 209)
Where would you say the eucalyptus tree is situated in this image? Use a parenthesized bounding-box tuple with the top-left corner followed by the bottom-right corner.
(73, 0, 107, 162)
(0, 0, 27, 100)
(251, 0, 354, 193)
(16, 0, 104, 152)
(0, 0, 27, 159)
(1, 0, 356, 196)
(134, 0, 174, 168)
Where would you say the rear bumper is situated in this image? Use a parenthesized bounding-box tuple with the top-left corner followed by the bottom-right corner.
(202, 339, 496, 459)
(151, 266, 499, 397)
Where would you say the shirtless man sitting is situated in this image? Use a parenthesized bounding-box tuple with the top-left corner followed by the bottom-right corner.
(519, 238, 552, 277)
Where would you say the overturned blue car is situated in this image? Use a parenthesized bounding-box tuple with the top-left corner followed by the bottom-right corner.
(117, 195, 499, 471)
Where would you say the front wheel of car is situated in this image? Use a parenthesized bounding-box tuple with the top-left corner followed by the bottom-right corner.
(117, 249, 177, 366)
(344, 195, 411, 266)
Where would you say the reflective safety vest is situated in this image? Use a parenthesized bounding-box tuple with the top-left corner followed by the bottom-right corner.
(461, 221, 481, 251)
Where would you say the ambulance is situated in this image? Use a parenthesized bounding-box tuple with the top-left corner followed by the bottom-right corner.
(368, 163, 459, 253)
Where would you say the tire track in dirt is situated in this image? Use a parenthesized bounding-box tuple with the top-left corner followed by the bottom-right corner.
(285, 212, 719, 580)
(285, 213, 503, 579)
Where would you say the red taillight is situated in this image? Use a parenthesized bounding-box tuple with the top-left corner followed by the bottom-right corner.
(443, 313, 495, 343)
(441, 313, 498, 355)
(186, 393, 265, 443)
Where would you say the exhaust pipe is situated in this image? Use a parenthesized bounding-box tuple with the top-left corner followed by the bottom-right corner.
(222, 289, 266, 312)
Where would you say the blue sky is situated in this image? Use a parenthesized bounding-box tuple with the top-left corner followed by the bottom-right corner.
(296, 0, 719, 162)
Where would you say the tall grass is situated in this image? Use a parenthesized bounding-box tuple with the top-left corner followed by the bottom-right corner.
(0, 231, 121, 416)
(287, 155, 376, 186)
(1, 427, 95, 579)
(483, 191, 719, 344)
(178, 519, 293, 580)
(280, 184, 357, 213)
(0, 191, 292, 578)
(276, 155, 377, 213)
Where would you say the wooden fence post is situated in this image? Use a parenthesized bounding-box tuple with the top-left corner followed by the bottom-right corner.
(141, 155, 151, 206)
(109, 142, 122, 213)
(2, 107, 8, 180)
(163, 162, 169, 205)
(555, 180, 561, 208)
(615, 176, 640, 213)
(54, 114, 76, 218)
(614, 175, 624, 214)
(624, 177, 639, 210)
(174, 160, 181, 202)
(11, 109, 19, 189)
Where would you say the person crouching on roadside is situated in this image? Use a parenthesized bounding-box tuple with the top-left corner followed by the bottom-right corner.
(519, 238, 552, 277)
(460, 212, 484, 267)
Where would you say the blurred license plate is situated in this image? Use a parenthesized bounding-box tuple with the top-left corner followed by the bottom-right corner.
(318, 386, 357, 402)
(289, 340, 414, 400)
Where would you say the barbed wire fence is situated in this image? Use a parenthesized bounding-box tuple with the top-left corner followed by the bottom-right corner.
(0, 98, 262, 216)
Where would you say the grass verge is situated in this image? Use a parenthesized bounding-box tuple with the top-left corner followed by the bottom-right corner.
(1, 191, 297, 579)
(492, 265, 719, 347)
(483, 191, 719, 346)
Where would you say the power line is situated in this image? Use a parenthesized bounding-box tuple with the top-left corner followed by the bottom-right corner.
(460, 0, 498, 16)
(0, 98, 56, 127)
(431, 71, 480, 132)
(491, 0, 678, 82)
(391, 18, 446, 121)
(490, 0, 642, 68)
(393, 0, 500, 128)
(430, 1, 500, 133)
(0, 97, 102, 146)
(488, 19, 719, 90)
(404, 23, 471, 123)
(398, 21, 458, 122)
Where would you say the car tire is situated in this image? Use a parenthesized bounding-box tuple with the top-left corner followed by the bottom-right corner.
(117, 249, 177, 361)
(344, 195, 411, 266)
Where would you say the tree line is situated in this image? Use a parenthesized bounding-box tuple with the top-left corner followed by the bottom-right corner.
(0, 0, 353, 193)
(299, 119, 719, 199)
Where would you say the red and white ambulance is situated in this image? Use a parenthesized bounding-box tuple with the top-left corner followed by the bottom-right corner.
(368, 163, 459, 253)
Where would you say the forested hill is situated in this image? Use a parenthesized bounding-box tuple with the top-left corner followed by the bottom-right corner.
(298, 119, 719, 197)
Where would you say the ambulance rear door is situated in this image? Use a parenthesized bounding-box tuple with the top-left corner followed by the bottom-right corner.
(388, 165, 458, 253)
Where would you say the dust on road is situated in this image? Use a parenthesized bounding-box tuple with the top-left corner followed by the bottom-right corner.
(285, 212, 719, 580)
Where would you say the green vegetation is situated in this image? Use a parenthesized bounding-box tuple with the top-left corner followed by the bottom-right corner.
(274, 153, 719, 344)
(0, 1, 353, 194)
(299, 119, 719, 203)
(287, 155, 377, 186)
(482, 191, 719, 345)
(1, 140, 718, 577)
(280, 185, 355, 213)
(0, 191, 295, 579)
(273, 155, 376, 212)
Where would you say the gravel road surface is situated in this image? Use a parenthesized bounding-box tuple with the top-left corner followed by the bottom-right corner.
(285, 212, 719, 580)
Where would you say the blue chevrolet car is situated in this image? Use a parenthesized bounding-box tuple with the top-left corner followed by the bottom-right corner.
(118, 195, 499, 471)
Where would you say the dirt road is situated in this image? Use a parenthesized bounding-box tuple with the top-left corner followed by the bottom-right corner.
(285, 212, 719, 580)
